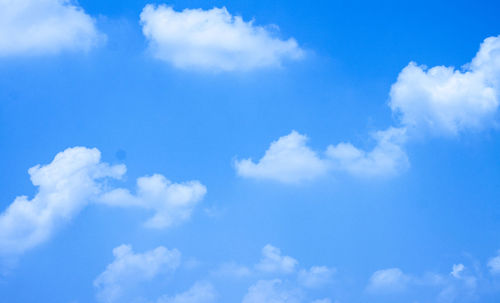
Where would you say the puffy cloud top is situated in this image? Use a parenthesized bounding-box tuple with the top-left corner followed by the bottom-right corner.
(390, 35, 500, 135)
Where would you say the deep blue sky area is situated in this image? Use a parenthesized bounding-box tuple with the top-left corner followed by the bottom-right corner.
(1, 1, 500, 303)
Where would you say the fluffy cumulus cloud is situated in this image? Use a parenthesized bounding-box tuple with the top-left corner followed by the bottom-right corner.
(256, 244, 298, 274)
(235, 129, 408, 183)
(0, 0, 103, 55)
(235, 131, 328, 183)
(390, 35, 500, 135)
(94, 245, 181, 303)
(0, 147, 207, 256)
(157, 281, 217, 303)
(99, 174, 206, 229)
(140, 4, 303, 71)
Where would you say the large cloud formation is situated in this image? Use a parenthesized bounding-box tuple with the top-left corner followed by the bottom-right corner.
(236, 36, 500, 183)
(140, 4, 303, 71)
(0, 147, 206, 256)
(0, 0, 103, 55)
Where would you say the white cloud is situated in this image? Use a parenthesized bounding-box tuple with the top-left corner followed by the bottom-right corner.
(326, 127, 409, 177)
(297, 266, 335, 288)
(157, 281, 217, 303)
(235, 129, 408, 183)
(366, 268, 410, 293)
(0, 147, 207, 257)
(0, 147, 125, 256)
(389, 35, 500, 135)
(235, 131, 328, 184)
(450, 264, 465, 279)
(211, 245, 334, 303)
(140, 4, 303, 71)
(256, 244, 298, 274)
(94, 244, 181, 303)
(366, 264, 480, 302)
(242, 280, 302, 303)
(99, 174, 207, 229)
(0, 0, 103, 56)
(438, 264, 478, 303)
(488, 250, 500, 275)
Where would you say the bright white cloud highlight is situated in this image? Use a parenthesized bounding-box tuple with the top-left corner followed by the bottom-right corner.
(157, 281, 217, 303)
(242, 280, 301, 303)
(390, 35, 500, 135)
(99, 174, 207, 229)
(0, 147, 125, 256)
(0, 147, 207, 256)
(235, 129, 408, 183)
(0, 0, 103, 55)
(366, 268, 410, 293)
(140, 4, 303, 71)
(94, 244, 181, 303)
(256, 244, 298, 274)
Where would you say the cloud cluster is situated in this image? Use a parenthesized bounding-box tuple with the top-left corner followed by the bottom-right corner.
(140, 4, 303, 71)
(95, 245, 215, 303)
(235, 129, 408, 183)
(236, 36, 500, 184)
(0, 0, 102, 56)
(0, 147, 207, 256)
(92, 245, 500, 303)
(366, 263, 480, 302)
(214, 244, 335, 303)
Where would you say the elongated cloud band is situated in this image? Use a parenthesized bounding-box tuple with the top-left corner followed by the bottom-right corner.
(235, 128, 408, 183)
(140, 4, 303, 71)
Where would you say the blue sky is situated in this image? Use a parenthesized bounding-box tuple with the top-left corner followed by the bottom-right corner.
(1, 0, 500, 302)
